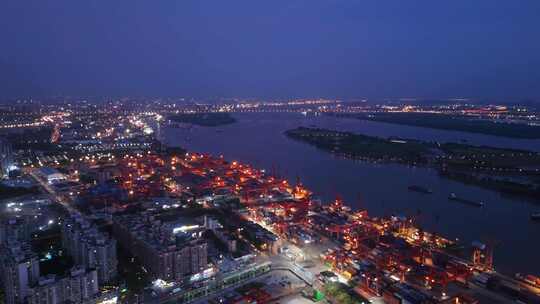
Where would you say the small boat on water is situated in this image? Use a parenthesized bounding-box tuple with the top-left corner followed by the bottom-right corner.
(448, 193, 484, 207)
(531, 212, 540, 221)
(408, 185, 433, 194)
(168, 121, 193, 130)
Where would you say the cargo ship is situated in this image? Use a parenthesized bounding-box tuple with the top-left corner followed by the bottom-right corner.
(531, 212, 540, 221)
(515, 273, 540, 287)
(408, 185, 433, 194)
(448, 193, 484, 207)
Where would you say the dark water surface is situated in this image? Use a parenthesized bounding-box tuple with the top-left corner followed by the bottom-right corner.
(164, 112, 540, 275)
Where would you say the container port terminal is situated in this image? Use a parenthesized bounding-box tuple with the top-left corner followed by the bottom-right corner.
(2, 0, 540, 300)
(17, 147, 540, 303)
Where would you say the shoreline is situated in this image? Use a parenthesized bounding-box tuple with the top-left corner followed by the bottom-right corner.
(168, 112, 237, 127)
(285, 127, 540, 203)
(330, 112, 540, 139)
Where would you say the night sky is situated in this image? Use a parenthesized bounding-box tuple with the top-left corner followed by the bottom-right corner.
(1, 1, 540, 99)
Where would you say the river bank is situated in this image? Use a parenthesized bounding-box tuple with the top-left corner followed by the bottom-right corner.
(164, 112, 540, 275)
(332, 112, 540, 139)
(285, 127, 540, 202)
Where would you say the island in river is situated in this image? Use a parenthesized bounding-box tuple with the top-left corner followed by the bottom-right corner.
(332, 112, 540, 139)
(286, 127, 540, 201)
(168, 112, 237, 127)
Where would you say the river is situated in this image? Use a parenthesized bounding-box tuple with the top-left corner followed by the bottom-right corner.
(164, 112, 540, 275)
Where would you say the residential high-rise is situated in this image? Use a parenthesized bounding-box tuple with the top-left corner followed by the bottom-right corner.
(26, 267, 99, 304)
(1, 239, 101, 304)
(0, 217, 33, 246)
(113, 212, 208, 281)
(0, 241, 40, 304)
(0, 138, 14, 177)
(61, 215, 118, 284)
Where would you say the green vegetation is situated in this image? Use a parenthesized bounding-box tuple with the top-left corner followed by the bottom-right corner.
(437, 143, 540, 198)
(40, 255, 74, 276)
(313, 289, 325, 301)
(169, 112, 236, 126)
(338, 112, 540, 139)
(439, 143, 540, 169)
(324, 282, 368, 304)
(286, 127, 430, 164)
(117, 247, 151, 299)
(286, 127, 540, 200)
(32, 227, 75, 276)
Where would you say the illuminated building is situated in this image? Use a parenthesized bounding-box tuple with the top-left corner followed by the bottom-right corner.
(61, 215, 118, 284)
(113, 212, 208, 281)
(0, 241, 40, 304)
(0, 138, 14, 178)
(37, 167, 66, 184)
(27, 267, 99, 304)
(0, 217, 33, 245)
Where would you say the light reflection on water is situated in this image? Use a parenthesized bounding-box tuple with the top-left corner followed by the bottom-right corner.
(165, 112, 540, 275)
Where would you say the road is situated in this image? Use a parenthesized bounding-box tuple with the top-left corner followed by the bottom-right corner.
(190, 269, 306, 304)
(25, 167, 540, 303)
(27, 168, 80, 215)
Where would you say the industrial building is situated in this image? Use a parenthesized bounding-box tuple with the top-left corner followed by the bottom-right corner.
(38, 167, 66, 184)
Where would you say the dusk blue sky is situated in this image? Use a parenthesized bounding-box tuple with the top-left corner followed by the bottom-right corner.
(1, 1, 540, 100)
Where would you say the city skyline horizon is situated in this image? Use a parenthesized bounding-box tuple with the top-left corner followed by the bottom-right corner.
(2, 1, 540, 100)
